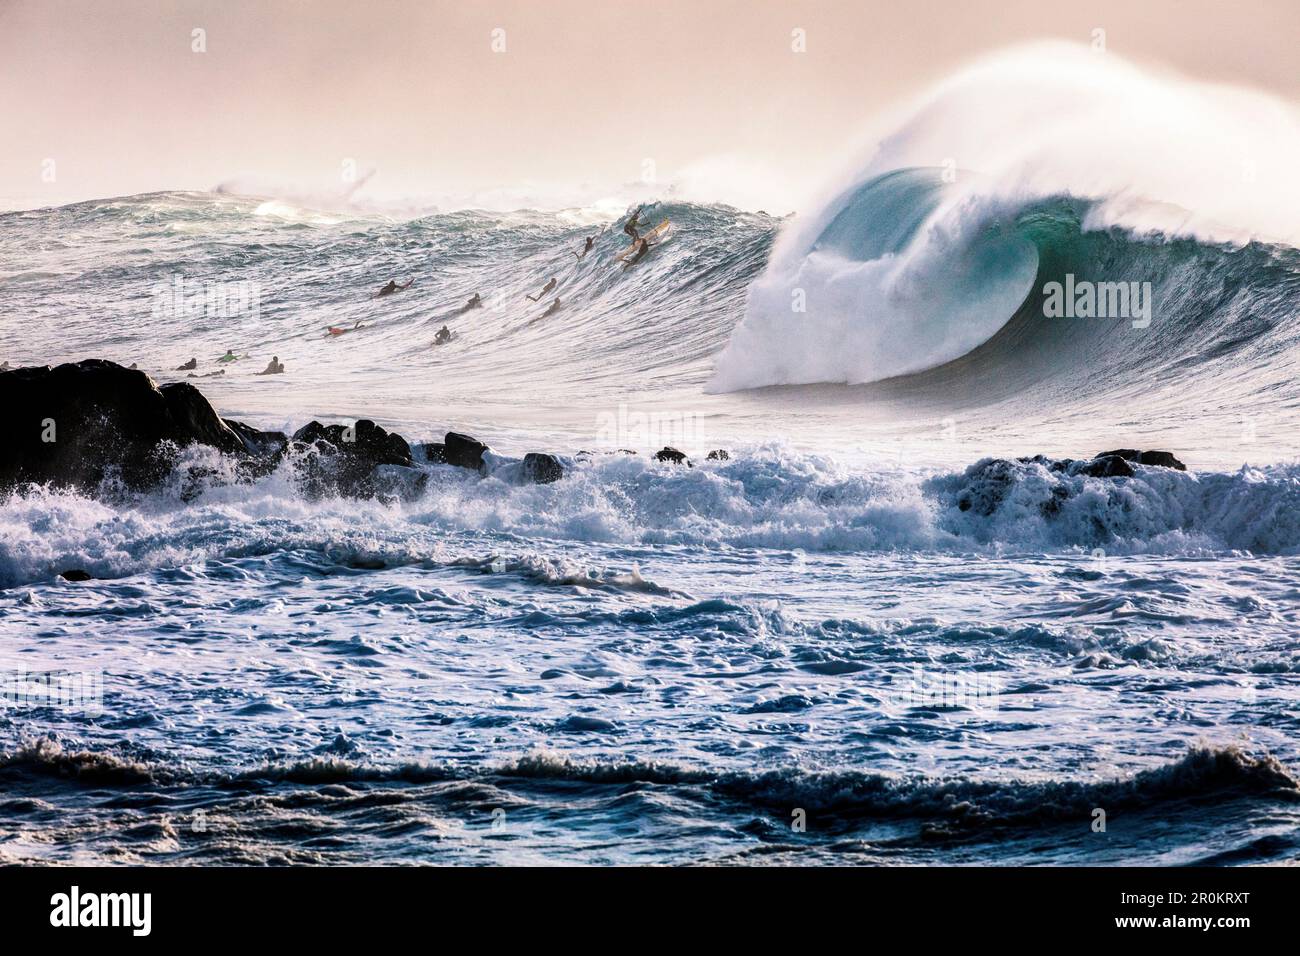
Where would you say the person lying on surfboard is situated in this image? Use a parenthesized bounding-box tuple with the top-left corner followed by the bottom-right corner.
(526, 277, 557, 301)
(539, 297, 561, 318)
(217, 349, 239, 363)
(623, 236, 651, 267)
(573, 236, 595, 259)
(376, 278, 413, 297)
(176, 357, 197, 371)
(462, 292, 483, 310)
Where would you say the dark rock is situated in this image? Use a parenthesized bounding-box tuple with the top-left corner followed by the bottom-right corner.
(161, 382, 244, 451)
(952, 448, 1189, 540)
(59, 569, 93, 582)
(1016, 454, 1073, 473)
(1073, 454, 1135, 479)
(522, 452, 564, 484)
(1095, 448, 1142, 463)
(954, 458, 1020, 516)
(444, 432, 487, 471)
(0, 359, 246, 492)
(1095, 449, 1187, 471)
(291, 419, 411, 465)
(706, 449, 730, 461)
(223, 419, 288, 457)
(289, 419, 416, 499)
(1138, 451, 1186, 471)
(654, 446, 692, 466)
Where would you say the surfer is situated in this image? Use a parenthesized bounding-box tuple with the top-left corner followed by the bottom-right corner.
(623, 205, 644, 242)
(463, 292, 483, 311)
(256, 355, 285, 375)
(624, 236, 651, 267)
(434, 326, 453, 345)
(527, 277, 557, 302)
(176, 357, 197, 371)
(573, 236, 595, 259)
(217, 349, 238, 363)
(376, 279, 413, 297)
(540, 297, 561, 318)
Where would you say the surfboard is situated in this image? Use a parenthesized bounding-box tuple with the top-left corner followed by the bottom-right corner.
(616, 219, 672, 261)
(643, 218, 672, 244)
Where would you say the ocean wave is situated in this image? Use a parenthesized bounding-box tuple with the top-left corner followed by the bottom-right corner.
(6, 448, 1300, 588)
(499, 744, 1299, 828)
(711, 44, 1300, 393)
(9, 739, 1292, 833)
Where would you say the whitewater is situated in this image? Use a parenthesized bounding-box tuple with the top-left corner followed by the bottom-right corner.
(2, 45, 1299, 865)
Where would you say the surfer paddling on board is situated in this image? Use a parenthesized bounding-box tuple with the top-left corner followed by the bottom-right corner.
(462, 292, 483, 311)
(376, 278, 413, 298)
(539, 297, 561, 319)
(624, 237, 651, 267)
(527, 277, 557, 302)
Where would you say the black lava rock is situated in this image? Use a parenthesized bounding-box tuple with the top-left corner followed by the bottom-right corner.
(444, 432, 487, 471)
(0, 359, 246, 492)
(654, 446, 691, 466)
(521, 452, 564, 484)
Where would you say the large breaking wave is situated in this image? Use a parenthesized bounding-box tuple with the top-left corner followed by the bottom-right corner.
(709, 44, 1300, 394)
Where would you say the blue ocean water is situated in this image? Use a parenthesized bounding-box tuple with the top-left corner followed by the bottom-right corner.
(1, 173, 1299, 865)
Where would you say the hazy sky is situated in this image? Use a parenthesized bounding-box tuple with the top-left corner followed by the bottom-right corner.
(2, 0, 1297, 211)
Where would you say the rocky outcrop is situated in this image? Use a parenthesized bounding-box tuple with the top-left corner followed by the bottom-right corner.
(289, 419, 420, 499)
(0, 361, 431, 501)
(0, 359, 246, 491)
(954, 450, 1187, 518)
(1096, 449, 1187, 471)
